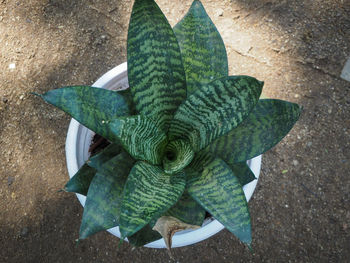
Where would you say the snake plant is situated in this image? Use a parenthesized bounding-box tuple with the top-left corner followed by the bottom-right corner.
(35, 0, 301, 249)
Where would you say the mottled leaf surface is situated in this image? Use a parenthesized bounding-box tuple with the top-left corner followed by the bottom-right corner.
(64, 163, 96, 196)
(128, 224, 161, 247)
(229, 162, 256, 186)
(119, 161, 186, 238)
(164, 191, 205, 226)
(187, 158, 251, 244)
(174, 0, 228, 95)
(109, 115, 167, 165)
(87, 143, 122, 171)
(206, 99, 302, 163)
(169, 76, 263, 152)
(79, 152, 135, 239)
(118, 89, 137, 115)
(38, 86, 129, 139)
(127, 0, 187, 131)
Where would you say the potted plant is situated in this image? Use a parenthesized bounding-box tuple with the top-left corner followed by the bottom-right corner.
(34, 0, 301, 251)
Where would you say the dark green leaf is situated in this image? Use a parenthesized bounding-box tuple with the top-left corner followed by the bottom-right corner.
(79, 152, 135, 239)
(128, 224, 161, 247)
(206, 99, 302, 163)
(119, 161, 186, 238)
(164, 191, 205, 226)
(127, 0, 187, 131)
(37, 86, 129, 139)
(118, 89, 137, 115)
(87, 143, 122, 171)
(228, 162, 256, 186)
(187, 158, 251, 244)
(109, 115, 167, 165)
(169, 76, 263, 152)
(174, 0, 228, 95)
(64, 163, 96, 196)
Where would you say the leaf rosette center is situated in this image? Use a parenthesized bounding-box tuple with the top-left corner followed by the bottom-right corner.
(162, 139, 194, 174)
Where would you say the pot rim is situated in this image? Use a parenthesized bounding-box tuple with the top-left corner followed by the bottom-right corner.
(65, 62, 262, 248)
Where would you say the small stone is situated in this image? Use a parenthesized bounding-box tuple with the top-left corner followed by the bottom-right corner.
(294, 94, 300, 98)
(307, 141, 312, 147)
(2, 97, 8, 103)
(20, 227, 29, 237)
(7, 176, 15, 186)
(341, 57, 350, 82)
(9, 63, 16, 69)
(293, 160, 299, 166)
(19, 94, 24, 100)
(216, 8, 224, 17)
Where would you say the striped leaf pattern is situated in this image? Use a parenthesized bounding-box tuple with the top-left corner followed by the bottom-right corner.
(37, 86, 129, 139)
(64, 163, 96, 196)
(206, 99, 302, 163)
(79, 152, 135, 239)
(127, 0, 187, 131)
(174, 0, 228, 95)
(119, 161, 186, 238)
(169, 76, 263, 152)
(109, 115, 167, 165)
(164, 191, 205, 226)
(187, 158, 251, 244)
(162, 139, 194, 174)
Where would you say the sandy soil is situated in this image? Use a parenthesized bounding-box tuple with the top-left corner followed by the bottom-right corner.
(1, 0, 349, 262)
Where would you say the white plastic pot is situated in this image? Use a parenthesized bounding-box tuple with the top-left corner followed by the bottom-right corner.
(65, 62, 262, 248)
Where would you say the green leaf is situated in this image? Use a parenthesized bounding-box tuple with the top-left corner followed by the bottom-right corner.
(79, 152, 135, 239)
(87, 143, 122, 171)
(162, 139, 194, 174)
(164, 191, 205, 226)
(118, 89, 137, 115)
(127, 0, 187, 131)
(128, 224, 161, 247)
(119, 161, 186, 238)
(37, 86, 129, 139)
(169, 76, 263, 152)
(108, 115, 168, 165)
(187, 150, 255, 186)
(187, 158, 251, 244)
(64, 163, 96, 196)
(174, 0, 228, 95)
(228, 162, 256, 186)
(206, 99, 302, 163)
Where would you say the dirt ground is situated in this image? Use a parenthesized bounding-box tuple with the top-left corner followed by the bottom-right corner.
(1, 0, 349, 262)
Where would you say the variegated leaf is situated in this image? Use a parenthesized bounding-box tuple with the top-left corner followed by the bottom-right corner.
(187, 158, 251, 244)
(119, 161, 186, 238)
(35, 86, 129, 139)
(206, 99, 302, 162)
(64, 163, 96, 196)
(79, 152, 135, 239)
(174, 0, 228, 95)
(127, 0, 187, 131)
(169, 76, 263, 152)
(108, 115, 167, 165)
